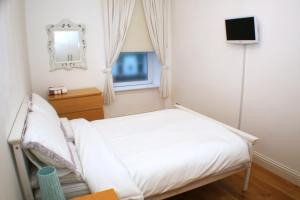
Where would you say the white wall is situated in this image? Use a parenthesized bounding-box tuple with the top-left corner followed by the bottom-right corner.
(172, 0, 300, 185)
(240, 0, 300, 181)
(172, 0, 245, 127)
(25, 0, 166, 118)
(0, 0, 32, 199)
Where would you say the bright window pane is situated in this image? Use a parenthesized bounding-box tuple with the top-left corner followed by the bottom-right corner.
(112, 52, 148, 83)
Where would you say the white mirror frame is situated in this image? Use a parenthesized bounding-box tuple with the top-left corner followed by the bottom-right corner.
(47, 19, 87, 71)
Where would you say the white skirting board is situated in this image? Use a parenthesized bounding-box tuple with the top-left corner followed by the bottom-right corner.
(253, 151, 300, 187)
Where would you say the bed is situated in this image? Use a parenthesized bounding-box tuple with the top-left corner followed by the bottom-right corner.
(8, 96, 258, 200)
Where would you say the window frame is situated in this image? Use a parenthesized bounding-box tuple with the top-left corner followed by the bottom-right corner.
(113, 52, 159, 92)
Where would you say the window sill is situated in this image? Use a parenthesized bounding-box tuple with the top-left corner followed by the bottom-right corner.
(114, 83, 159, 92)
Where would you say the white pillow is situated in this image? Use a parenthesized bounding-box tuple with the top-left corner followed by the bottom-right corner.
(30, 93, 60, 125)
(60, 118, 75, 142)
(67, 141, 83, 177)
(22, 112, 76, 172)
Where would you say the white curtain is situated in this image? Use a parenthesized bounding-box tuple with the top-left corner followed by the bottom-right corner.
(142, 0, 169, 98)
(102, 0, 136, 104)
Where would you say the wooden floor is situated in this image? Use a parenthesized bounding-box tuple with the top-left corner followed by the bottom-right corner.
(167, 164, 300, 200)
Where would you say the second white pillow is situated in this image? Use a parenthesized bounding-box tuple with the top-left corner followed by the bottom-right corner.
(30, 93, 60, 126)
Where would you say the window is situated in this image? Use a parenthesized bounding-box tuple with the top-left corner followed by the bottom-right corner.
(112, 52, 161, 91)
(111, 0, 160, 92)
(113, 52, 148, 83)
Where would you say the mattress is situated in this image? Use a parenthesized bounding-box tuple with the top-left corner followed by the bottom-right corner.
(72, 108, 250, 200)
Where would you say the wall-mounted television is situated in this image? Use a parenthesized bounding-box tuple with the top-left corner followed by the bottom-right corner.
(225, 16, 258, 44)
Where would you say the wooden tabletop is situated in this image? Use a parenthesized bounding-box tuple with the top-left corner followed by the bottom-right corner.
(72, 189, 119, 200)
(48, 88, 102, 101)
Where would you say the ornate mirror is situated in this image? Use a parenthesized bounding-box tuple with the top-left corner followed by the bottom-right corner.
(47, 19, 87, 71)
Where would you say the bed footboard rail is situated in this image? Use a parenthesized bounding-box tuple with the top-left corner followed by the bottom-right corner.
(174, 104, 259, 145)
(174, 104, 258, 192)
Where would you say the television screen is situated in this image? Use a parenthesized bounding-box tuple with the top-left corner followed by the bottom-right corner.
(225, 17, 257, 43)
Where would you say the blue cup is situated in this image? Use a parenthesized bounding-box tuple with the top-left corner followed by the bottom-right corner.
(37, 166, 65, 200)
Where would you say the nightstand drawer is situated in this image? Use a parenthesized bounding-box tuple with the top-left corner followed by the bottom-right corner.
(60, 108, 104, 121)
(51, 95, 103, 114)
(48, 88, 104, 121)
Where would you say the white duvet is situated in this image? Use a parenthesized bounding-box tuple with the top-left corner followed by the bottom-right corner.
(71, 109, 250, 200)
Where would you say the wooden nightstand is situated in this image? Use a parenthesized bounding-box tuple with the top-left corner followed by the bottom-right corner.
(48, 88, 104, 121)
(72, 189, 119, 200)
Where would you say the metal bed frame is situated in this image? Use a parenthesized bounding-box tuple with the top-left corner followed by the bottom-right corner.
(8, 97, 258, 200)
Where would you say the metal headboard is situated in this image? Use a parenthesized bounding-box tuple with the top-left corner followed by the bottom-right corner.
(8, 96, 34, 200)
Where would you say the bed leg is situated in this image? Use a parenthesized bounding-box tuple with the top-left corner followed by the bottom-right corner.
(243, 165, 251, 191)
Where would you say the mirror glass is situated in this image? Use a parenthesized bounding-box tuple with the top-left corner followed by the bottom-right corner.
(54, 31, 81, 63)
